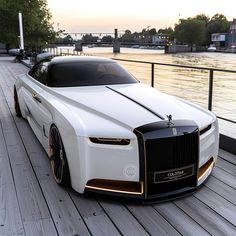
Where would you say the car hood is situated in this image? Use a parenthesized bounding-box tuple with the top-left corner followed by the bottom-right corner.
(51, 83, 215, 130)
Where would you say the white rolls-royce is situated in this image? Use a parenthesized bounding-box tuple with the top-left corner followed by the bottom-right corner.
(14, 56, 219, 201)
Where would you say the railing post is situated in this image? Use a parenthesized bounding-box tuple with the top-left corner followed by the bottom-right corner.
(208, 69, 214, 111)
(151, 63, 154, 87)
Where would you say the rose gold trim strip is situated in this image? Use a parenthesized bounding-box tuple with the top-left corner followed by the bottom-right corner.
(198, 157, 214, 181)
(85, 181, 144, 195)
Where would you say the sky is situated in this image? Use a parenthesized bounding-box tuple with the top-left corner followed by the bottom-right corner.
(47, 0, 236, 34)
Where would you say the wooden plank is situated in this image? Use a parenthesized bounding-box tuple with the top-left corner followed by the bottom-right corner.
(175, 195, 236, 235)
(41, 179, 90, 236)
(194, 186, 236, 226)
(154, 202, 210, 235)
(216, 157, 236, 176)
(212, 167, 236, 189)
(218, 149, 236, 165)
(99, 199, 149, 236)
(0, 87, 52, 222)
(11, 118, 53, 181)
(24, 219, 57, 236)
(126, 204, 180, 235)
(0, 123, 25, 236)
(69, 192, 121, 236)
(205, 176, 236, 205)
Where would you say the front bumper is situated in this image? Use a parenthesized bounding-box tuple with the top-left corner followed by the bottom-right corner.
(84, 150, 215, 202)
(84, 119, 218, 202)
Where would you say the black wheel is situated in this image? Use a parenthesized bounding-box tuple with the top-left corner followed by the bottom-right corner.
(49, 126, 71, 187)
(14, 87, 22, 117)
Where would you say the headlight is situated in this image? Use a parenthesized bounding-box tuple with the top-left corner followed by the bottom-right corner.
(199, 124, 212, 135)
(89, 137, 130, 145)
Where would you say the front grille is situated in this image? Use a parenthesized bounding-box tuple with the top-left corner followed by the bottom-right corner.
(146, 132, 199, 196)
(146, 132, 199, 171)
(134, 120, 199, 198)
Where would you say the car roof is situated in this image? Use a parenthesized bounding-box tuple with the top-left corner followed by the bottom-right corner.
(49, 56, 114, 65)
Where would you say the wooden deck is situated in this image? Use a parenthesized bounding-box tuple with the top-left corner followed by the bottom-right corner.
(1, 57, 236, 235)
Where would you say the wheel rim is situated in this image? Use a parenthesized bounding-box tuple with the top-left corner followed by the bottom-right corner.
(49, 127, 65, 183)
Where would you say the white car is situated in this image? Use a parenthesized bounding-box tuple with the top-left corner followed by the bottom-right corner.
(9, 48, 20, 56)
(14, 56, 219, 201)
(207, 45, 217, 52)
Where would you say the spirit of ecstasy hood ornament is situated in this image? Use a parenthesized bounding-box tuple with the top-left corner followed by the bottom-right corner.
(167, 114, 177, 135)
(166, 114, 173, 127)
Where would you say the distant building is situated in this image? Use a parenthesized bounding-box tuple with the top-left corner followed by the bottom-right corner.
(211, 33, 226, 47)
(211, 32, 236, 48)
(152, 34, 169, 44)
(210, 18, 236, 48)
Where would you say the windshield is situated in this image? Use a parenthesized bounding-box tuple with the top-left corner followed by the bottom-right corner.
(48, 61, 138, 87)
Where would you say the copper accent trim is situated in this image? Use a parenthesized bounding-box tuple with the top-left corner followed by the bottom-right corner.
(198, 157, 214, 181)
(85, 179, 143, 195)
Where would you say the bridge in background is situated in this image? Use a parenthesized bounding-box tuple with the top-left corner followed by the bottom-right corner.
(55, 29, 169, 53)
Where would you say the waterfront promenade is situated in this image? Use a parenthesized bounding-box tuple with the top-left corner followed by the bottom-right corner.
(1, 57, 236, 235)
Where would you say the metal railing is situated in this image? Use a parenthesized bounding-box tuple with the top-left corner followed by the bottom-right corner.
(46, 47, 236, 124)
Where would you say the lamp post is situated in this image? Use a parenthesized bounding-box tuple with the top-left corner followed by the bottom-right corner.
(18, 12, 24, 50)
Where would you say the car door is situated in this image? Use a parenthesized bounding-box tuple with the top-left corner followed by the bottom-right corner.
(23, 61, 50, 143)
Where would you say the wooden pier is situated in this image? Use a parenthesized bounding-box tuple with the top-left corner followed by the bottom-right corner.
(1, 57, 236, 235)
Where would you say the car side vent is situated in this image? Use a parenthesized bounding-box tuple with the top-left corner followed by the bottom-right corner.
(200, 124, 212, 135)
(89, 137, 130, 145)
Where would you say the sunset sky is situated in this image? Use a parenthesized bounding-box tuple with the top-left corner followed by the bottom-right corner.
(47, 0, 236, 33)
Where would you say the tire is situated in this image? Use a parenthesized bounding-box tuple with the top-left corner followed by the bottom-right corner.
(49, 125, 71, 187)
(14, 87, 22, 117)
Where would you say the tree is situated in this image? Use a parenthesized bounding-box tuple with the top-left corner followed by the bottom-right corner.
(158, 27, 173, 35)
(121, 30, 134, 42)
(101, 35, 113, 43)
(82, 34, 98, 42)
(0, 0, 56, 49)
(125, 29, 131, 35)
(55, 34, 74, 44)
(195, 14, 210, 25)
(175, 18, 205, 50)
(149, 28, 157, 35)
(205, 14, 230, 45)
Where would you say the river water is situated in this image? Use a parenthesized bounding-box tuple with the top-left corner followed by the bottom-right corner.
(55, 46, 236, 121)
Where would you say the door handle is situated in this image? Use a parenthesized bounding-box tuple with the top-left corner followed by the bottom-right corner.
(32, 93, 42, 103)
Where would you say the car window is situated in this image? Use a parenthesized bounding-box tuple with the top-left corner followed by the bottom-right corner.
(48, 61, 138, 87)
(29, 61, 49, 85)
